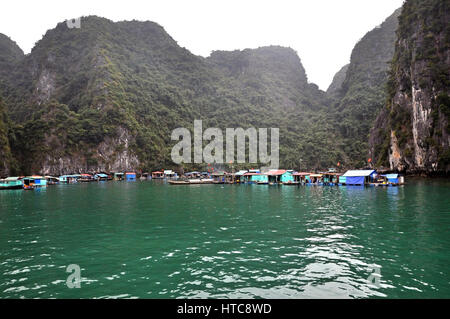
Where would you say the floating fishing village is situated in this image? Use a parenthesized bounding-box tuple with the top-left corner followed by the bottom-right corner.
(0, 168, 405, 190)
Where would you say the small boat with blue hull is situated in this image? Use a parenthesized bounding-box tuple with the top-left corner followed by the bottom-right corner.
(0, 177, 23, 190)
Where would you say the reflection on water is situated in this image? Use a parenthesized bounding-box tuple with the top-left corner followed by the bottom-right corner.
(0, 178, 449, 298)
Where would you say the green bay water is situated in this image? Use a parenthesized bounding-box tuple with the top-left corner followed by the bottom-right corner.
(0, 179, 449, 298)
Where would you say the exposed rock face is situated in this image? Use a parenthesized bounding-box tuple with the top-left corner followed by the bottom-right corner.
(35, 69, 56, 105)
(326, 64, 349, 96)
(39, 127, 139, 175)
(369, 0, 449, 173)
(0, 97, 11, 176)
(328, 9, 401, 167)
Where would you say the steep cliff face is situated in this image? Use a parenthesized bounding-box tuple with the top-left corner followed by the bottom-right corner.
(0, 97, 12, 176)
(326, 64, 349, 97)
(0, 35, 23, 176)
(328, 9, 401, 167)
(0, 34, 24, 80)
(370, 0, 449, 173)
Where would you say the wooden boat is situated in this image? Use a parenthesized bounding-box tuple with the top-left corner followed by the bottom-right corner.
(169, 179, 214, 185)
(0, 177, 23, 190)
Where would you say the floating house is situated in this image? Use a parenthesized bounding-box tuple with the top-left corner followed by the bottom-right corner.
(113, 172, 124, 181)
(80, 174, 94, 182)
(343, 170, 377, 185)
(164, 170, 177, 179)
(280, 171, 295, 183)
(243, 172, 268, 184)
(309, 174, 323, 184)
(45, 176, 60, 185)
(211, 171, 227, 183)
(293, 172, 311, 184)
(322, 173, 342, 185)
(200, 172, 210, 178)
(151, 171, 164, 179)
(385, 174, 400, 184)
(125, 172, 136, 181)
(265, 170, 287, 184)
(185, 172, 201, 179)
(374, 174, 404, 186)
(23, 176, 47, 190)
(0, 177, 23, 190)
(59, 175, 78, 183)
(234, 170, 248, 183)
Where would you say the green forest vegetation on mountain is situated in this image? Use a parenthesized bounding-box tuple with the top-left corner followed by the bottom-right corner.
(0, 0, 448, 175)
(369, 0, 449, 172)
(0, 17, 344, 174)
(328, 9, 401, 168)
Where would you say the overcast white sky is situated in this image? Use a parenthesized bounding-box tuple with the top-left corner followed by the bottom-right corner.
(1, 0, 404, 90)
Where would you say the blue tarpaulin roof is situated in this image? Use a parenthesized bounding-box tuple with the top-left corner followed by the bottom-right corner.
(346, 176, 365, 185)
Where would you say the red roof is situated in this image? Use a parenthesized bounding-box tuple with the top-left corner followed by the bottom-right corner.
(265, 170, 287, 176)
(81, 174, 92, 177)
(152, 171, 163, 174)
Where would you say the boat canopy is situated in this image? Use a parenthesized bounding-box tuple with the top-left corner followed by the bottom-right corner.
(95, 173, 108, 178)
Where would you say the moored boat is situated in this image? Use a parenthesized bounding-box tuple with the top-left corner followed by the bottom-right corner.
(0, 177, 23, 190)
(169, 179, 214, 185)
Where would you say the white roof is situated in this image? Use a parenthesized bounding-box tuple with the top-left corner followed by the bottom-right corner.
(343, 170, 376, 177)
(164, 170, 174, 174)
(235, 170, 248, 176)
(4, 177, 20, 181)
